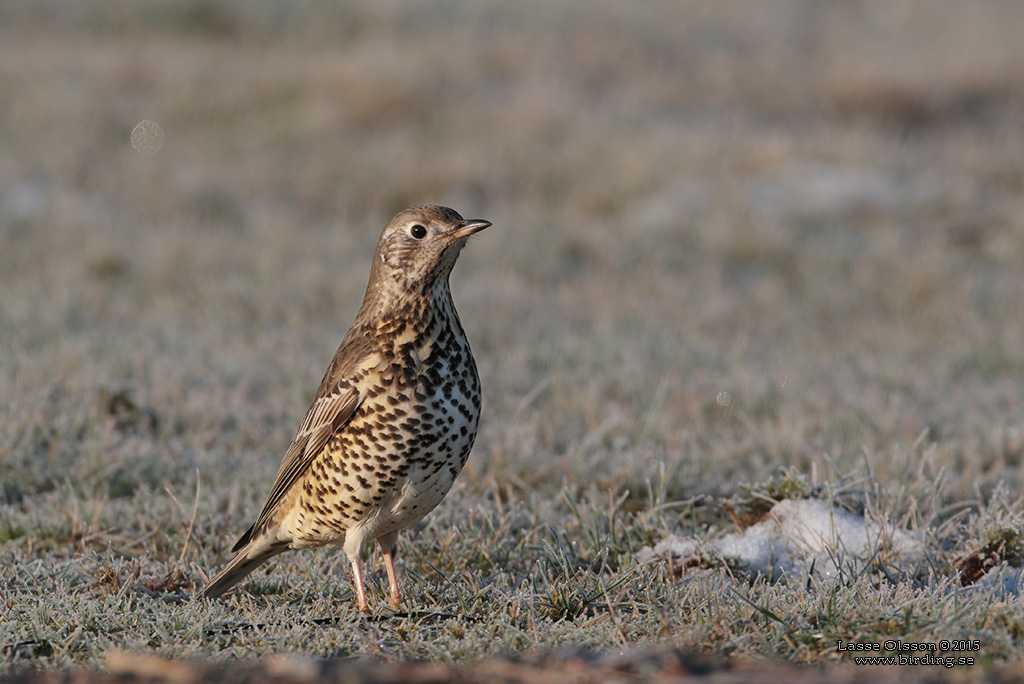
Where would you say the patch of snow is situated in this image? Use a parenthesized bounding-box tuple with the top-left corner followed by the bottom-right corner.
(638, 499, 924, 581)
(973, 563, 1024, 598)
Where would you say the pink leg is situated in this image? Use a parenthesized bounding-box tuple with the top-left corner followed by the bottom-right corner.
(349, 557, 370, 614)
(379, 531, 401, 610)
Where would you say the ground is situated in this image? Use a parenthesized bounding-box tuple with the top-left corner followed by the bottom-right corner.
(3, 0, 1024, 680)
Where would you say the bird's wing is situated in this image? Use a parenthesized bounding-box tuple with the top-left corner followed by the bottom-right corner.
(232, 333, 380, 552)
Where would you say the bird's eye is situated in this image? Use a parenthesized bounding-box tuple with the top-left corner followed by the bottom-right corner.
(410, 224, 427, 239)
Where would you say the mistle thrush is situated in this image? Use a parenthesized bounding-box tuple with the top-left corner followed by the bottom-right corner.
(199, 205, 490, 612)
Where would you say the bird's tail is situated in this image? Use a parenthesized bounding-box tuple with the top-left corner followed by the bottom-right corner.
(198, 535, 289, 599)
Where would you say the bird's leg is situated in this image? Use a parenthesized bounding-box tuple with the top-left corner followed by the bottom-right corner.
(378, 531, 401, 610)
(349, 557, 370, 614)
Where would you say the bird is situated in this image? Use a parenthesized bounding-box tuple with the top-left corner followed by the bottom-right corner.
(199, 204, 491, 613)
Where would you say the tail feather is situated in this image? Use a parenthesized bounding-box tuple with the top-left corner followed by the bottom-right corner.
(199, 537, 288, 599)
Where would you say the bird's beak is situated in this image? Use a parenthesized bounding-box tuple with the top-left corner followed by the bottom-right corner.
(449, 219, 492, 240)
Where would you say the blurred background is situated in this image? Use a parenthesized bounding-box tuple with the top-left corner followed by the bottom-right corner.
(3, 0, 1024, 510)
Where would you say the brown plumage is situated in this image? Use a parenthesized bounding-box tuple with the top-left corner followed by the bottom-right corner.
(199, 205, 491, 612)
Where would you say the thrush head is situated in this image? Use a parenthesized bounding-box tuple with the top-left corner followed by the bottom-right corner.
(362, 205, 491, 313)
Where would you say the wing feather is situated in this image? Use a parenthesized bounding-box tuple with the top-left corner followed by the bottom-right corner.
(231, 332, 377, 552)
